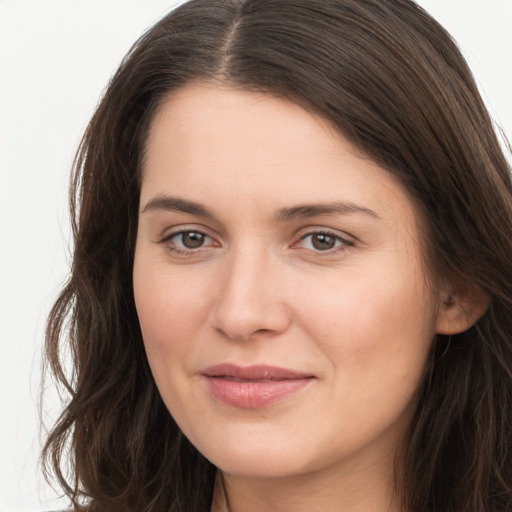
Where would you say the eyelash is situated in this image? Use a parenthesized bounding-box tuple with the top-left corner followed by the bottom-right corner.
(159, 229, 354, 257)
(294, 230, 354, 255)
(160, 230, 217, 256)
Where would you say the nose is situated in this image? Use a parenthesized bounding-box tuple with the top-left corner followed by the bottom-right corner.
(210, 248, 292, 342)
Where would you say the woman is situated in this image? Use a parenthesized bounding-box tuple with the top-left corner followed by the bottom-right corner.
(43, 0, 512, 511)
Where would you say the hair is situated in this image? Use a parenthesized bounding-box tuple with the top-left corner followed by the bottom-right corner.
(43, 0, 512, 511)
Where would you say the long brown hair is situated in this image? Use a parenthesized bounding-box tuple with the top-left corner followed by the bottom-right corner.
(43, 1, 512, 510)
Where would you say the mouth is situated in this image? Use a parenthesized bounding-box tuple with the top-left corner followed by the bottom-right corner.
(201, 363, 315, 409)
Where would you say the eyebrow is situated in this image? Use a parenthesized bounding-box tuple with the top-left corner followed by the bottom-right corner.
(141, 195, 379, 221)
(274, 202, 379, 222)
(141, 196, 215, 218)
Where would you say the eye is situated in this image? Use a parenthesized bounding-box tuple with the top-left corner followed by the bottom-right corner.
(163, 230, 214, 251)
(298, 231, 353, 252)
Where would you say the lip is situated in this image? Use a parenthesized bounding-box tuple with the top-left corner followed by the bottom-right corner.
(201, 364, 315, 409)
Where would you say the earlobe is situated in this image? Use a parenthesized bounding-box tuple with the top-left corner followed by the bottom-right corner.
(435, 285, 490, 335)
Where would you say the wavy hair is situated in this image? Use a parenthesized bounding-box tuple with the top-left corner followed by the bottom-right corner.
(43, 1, 512, 510)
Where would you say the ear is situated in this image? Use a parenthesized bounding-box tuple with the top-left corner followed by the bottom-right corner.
(435, 284, 490, 335)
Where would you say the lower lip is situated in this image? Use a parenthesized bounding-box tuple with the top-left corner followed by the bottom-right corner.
(204, 376, 312, 409)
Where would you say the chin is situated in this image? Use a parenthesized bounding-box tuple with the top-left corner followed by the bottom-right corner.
(195, 434, 327, 479)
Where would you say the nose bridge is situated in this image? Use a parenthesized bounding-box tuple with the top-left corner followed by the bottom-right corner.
(211, 242, 290, 341)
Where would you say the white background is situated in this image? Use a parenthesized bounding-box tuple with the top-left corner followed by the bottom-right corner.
(0, 1, 511, 511)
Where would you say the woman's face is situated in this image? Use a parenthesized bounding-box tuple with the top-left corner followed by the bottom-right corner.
(133, 84, 446, 480)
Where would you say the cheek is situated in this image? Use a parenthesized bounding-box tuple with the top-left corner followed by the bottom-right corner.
(133, 263, 216, 425)
(133, 257, 212, 362)
(299, 265, 437, 376)
(305, 271, 437, 435)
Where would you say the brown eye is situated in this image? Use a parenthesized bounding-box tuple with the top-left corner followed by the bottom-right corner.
(299, 232, 349, 252)
(165, 230, 210, 250)
(179, 231, 206, 249)
(311, 233, 336, 250)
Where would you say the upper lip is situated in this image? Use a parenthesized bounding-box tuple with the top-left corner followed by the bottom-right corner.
(202, 363, 314, 381)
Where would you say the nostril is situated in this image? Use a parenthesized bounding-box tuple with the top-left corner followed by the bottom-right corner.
(214, 324, 283, 343)
(254, 328, 271, 335)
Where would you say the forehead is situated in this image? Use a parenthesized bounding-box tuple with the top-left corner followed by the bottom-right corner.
(141, 84, 417, 228)
(144, 83, 347, 174)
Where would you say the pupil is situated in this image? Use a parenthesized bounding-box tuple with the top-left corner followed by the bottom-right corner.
(182, 232, 205, 249)
(312, 233, 335, 250)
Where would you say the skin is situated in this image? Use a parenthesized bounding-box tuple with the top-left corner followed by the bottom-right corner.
(133, 84, 477, 512)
